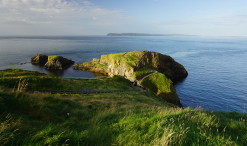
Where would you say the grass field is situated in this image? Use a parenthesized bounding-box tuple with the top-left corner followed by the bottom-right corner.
(0, 69, 246, 145)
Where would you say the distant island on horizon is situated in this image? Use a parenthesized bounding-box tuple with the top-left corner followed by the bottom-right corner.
(107, 33, 196, 36)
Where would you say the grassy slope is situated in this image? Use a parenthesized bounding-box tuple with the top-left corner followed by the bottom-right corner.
(0, 69, 246, 145)
(140, 72, 180, 105)
(141, 73, 173, 94)
(0, 69, 132, 91)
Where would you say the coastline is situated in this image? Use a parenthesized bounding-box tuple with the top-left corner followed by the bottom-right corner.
(0, 36, 246, 112)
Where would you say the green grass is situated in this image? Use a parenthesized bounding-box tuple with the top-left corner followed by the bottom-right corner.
(101, 52, 141, 68)
(141, 72, 173, 94)
(0, 69, 246, 145)
(133, 68, 154, 80)
(140, 73, 181, 105)
(94, 63, 108, 68)
(0, 69, 132, 91)
(0, 69, 46, 78)
(48, 55, 62, 60)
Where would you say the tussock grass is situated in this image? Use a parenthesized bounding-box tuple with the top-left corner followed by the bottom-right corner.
(0, 69, 246, 145)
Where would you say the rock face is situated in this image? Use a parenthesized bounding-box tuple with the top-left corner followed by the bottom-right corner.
(31, 54, 48, 65)
(73, 51, 188, 106)
(44, 56, 74, 70)
(31, 55, 74, 70)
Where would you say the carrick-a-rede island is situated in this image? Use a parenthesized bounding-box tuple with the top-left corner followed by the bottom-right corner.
(73, 51, 188, 106)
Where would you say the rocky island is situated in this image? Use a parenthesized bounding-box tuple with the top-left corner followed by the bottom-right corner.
(31, 54, 74, 70)
(73, 51, 188, 106)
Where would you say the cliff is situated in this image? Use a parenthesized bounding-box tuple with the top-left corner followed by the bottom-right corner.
(73, 51, 188, 106)
(31, 54, 48, 65)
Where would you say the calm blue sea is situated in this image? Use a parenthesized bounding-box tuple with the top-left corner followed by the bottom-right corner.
(0, 36, 246, 113)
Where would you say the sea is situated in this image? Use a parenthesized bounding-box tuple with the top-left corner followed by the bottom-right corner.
(0, 36, 246, 113)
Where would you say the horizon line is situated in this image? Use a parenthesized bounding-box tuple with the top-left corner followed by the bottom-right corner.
(0, 34, 247, 38)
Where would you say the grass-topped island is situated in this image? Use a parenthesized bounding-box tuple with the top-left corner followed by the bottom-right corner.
(31, 54, 74, 70)
(0, 51, 246, 145)
(74, 51, 188, 106)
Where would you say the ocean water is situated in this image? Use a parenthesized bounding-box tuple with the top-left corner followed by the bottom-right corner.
(0, 36, 246, 113)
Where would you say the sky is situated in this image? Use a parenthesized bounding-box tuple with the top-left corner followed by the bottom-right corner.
(1, 0, 247, 36)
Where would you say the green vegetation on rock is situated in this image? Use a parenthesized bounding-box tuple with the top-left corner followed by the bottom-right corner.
(73, 51, 188, 106)
(140, 73, 180, 106)
(141, 73, 173, 94)
(31, 54, 74, 70)
(31, 54, 48, 65)
(47, 55, 62, 60)
(44, 55, 74, 70)
(133, 68, 155, 80)
(0, 69, 246, 145)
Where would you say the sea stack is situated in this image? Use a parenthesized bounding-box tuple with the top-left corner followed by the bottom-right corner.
(44, 56, 74, 70)
(31, 55, 74, 70)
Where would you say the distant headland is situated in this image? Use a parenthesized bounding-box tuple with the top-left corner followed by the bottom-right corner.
(107, 33, 195, 36)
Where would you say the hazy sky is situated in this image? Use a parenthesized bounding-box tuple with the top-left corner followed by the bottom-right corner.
(1, 0, 247, 36)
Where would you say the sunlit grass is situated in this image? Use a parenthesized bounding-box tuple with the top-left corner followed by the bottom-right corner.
(0, 69, 132, 91)
(48, 55, 61, 60)
(0, 69, 246, 145)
